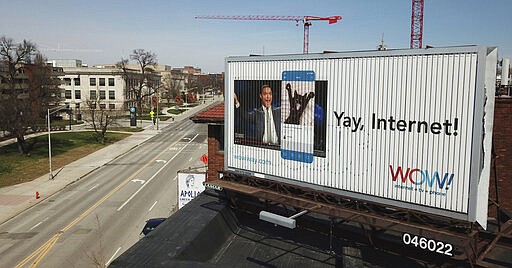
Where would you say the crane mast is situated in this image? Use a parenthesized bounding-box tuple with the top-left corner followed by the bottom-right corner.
(410, 0, 424, 49)
(195, 15, 342, 54)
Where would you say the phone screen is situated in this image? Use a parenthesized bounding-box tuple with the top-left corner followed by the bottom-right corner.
(280, 71, 315, 163)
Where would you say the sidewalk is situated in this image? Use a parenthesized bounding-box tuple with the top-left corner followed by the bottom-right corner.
(0, 97, 221, 224)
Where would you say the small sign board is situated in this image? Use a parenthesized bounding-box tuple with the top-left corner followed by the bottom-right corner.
(200, 154, 208, 164)
(177, 172, 206, 209)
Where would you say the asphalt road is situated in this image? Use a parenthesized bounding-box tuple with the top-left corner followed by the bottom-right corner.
(0, 118, 208, 267)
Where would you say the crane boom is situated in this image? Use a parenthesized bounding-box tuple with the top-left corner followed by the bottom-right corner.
(195, 15, 342, 54)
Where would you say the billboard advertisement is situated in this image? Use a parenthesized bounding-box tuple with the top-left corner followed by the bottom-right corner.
(225, 46, 497, 228)
(178, 172, 206, 209)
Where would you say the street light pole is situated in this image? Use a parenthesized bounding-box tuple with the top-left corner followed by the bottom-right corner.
(47, 108, 53, 180)
(47, 106, 67, 180)
(155, 89, 159, 130)
(156, 94, 159, 130)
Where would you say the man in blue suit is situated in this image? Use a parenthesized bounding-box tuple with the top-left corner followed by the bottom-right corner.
(235, 85, 281, 145)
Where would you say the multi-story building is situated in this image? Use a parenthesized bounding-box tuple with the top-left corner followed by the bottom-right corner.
(50, 59, 156, 116)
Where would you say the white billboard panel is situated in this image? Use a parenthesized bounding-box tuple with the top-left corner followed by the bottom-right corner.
(178, 172, 206, 209)
(225, 46, 497, 228)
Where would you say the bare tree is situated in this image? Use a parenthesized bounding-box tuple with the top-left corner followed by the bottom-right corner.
(84, 98, 120, 144)
(0, 36, 62, 154)
(117, 49, 161, 118)
(161, 73, 181, 103)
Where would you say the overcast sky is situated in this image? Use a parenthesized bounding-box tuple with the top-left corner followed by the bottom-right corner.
(1, 0, 511, 73)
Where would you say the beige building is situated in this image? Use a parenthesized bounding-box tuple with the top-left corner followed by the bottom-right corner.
(50, 59, 155, 116)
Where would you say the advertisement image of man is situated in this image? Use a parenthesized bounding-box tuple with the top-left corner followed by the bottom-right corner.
(235, 85, 281, 145)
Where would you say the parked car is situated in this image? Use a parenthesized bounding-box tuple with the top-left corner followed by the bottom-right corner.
(140, 218, 166, 236)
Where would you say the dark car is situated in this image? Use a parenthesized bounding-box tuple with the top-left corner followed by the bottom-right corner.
(140, 218, 166, 236)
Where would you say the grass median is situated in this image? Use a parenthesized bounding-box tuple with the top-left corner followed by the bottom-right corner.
(0, 131, 130, 188)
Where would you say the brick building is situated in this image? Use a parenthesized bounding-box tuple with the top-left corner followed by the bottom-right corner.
(190, 102, 224, 181)
(490, 97, 512, 213)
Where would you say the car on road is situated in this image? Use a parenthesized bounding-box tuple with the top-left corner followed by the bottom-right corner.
(140, 218, 166, 236)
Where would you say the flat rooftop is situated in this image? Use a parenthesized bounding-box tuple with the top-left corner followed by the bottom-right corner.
(110, 192, 433, 267)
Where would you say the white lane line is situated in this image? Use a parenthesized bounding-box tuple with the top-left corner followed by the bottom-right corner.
(188, 157, 193, 162)
(149, 201, 158, 211)
(29, 217, 49, 231)
(29, 222, 43, 231)
(88, 184, 99, 192)
(172, 175, 177, 181)
(117, 134, 199, 211)
(106, 247, 121, 266)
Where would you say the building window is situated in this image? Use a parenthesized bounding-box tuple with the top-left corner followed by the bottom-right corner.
(90, 90, 97, 99)
(99, 90, 106, 99)
(63, 78, 71, 86)
(74, 78, 80, 86)
(75, 103, 80, 109)
(108, 78, 114, 86)
(65, 90, 72, 99)
(99, 78, 105, 86)
(109, 103, 115, 110)
(109, 90, 115, 100)
(75, 90, 81, 99)
(90, 78, 96, 86)
(99, 103, 106, 109)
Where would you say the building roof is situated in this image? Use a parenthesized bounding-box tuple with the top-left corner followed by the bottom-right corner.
(190, 102, 224, 124)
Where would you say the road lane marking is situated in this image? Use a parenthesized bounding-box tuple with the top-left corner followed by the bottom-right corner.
(117, 133, 199, 212)
(16, 132, 198, 268)
(106, 247, 121, 267)
(131, 179, 146, 184)
(28, 217, 49, 231)
(156, 159, 167, 163)
(172, 175, 177, 181)
(88, 184, 99, 192)
(189, 157, 193, 162)
(149, 201, 158, 211)
(29, 222, 43, 231)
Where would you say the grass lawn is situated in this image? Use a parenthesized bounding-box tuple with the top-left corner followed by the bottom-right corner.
(108, 126, 144, 132)
(0, 131, 130, 188)
(167, 108, 186, 115)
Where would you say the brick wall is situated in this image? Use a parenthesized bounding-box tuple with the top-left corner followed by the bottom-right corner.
(207, 125, 224, 181)
(490, 97, 512, 214)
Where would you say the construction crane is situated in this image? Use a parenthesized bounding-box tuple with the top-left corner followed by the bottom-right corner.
(195, 15, 342, 54)
(410, 0, 424, 49)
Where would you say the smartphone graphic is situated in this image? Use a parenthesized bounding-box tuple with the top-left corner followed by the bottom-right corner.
(280, 71, 315, 163)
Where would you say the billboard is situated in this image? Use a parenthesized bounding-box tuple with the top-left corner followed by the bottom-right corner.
(178, 172, 206, 209)
(225, 46, 497, 228)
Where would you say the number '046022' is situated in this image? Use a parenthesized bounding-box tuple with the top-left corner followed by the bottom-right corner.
(402, 233, 453, 256)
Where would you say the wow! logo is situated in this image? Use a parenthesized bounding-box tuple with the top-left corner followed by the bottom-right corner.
(389, 165, 454, 190)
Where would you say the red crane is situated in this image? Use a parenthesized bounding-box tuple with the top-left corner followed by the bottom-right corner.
(410, 0, 424, 49)
(195, 15, 342, 54)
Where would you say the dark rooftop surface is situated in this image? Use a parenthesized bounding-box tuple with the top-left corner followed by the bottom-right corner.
(110, 192, 434, 268)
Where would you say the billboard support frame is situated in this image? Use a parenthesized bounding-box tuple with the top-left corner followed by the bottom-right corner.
(210, 171, 512, 267)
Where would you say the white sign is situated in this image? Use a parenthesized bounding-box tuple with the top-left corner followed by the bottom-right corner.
(177, 172, 206, 209)
(226, 46, 497, 228)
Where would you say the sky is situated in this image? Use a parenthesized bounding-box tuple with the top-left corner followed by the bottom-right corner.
(1, 0, 511, 73)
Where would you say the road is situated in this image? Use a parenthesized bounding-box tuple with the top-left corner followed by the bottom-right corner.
(0, 118, 208, 267)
